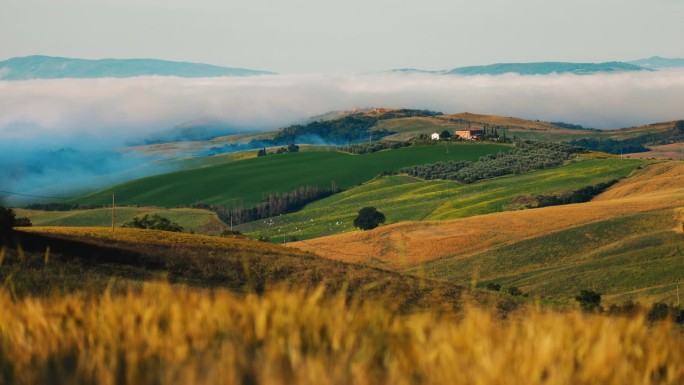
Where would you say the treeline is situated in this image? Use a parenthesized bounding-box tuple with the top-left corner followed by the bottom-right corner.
(567, 138, 650, 154)
(608, 300, 684, 324)
(272, 109, 440, 145)
(193, 184, 338, 225)
(339, 141, 411, 154)
(25, 203, 104, 211)
(533, 179, 620, 208)
(550, 121, 597, 131)
(568, 122, 684, 154)
(397, 141, 584, 183)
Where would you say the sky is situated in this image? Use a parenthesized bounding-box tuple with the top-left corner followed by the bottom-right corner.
(1, 0, 684, 73)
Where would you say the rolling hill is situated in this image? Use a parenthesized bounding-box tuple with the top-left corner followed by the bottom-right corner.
(3, 226, 494, 311)
(128, 110, 683, 162)
(72, 143, 512, 208)
(290, 161, 684, 304)
(375, 112, 683, 143)
(0, 55, 273, 80)
(243, 157, 643, 242)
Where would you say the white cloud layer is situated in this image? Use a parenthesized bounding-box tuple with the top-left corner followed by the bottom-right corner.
(1, 70, 683, 142)
(1, 70, 684, 203)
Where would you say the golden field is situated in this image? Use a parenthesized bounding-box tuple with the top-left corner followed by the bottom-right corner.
(1, 282, 682, 385)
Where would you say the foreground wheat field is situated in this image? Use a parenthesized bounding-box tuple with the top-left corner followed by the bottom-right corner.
(1, 282, 682, 385)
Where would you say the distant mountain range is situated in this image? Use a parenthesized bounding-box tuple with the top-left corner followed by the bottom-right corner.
(2, 55, 683, 80)
(445, 61, 648, 76)
(627, 56, 684, 69)
(0, 55, 274, 80)
(391, 56, 684, 76)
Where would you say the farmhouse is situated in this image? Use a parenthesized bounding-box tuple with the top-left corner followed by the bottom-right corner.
(431, 132, 440, 140)
(455, 129, 484, 140)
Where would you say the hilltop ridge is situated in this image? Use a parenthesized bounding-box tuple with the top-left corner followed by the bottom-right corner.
(0, 55, 274, 80)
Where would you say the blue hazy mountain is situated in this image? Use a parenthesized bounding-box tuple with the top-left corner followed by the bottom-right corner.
(0, 55, 274, 80)
(627, 56, 684, 69)
(444, 61, 649, 76)
(389, 68, 447, 75)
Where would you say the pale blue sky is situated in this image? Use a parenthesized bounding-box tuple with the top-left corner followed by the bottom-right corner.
(1, 0, 683, 73)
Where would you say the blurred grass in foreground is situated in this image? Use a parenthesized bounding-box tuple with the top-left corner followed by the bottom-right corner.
(1, 282, 682, 385)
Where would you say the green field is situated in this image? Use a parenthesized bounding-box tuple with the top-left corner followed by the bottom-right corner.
(15, 207, 226, 234)
(73, 143, 512, 208)
(416, 209, 684, 305)
(244, 158, 644, 242)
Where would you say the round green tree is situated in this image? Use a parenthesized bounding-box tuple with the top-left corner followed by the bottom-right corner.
(575, 289, 602, 312)
(353, 207, 386, 230)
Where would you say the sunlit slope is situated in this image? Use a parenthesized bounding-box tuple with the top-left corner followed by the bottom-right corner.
(15, 207, 226, 234)
(73, 143, 511, 207)
(290, 162, 684, 302)
(246, 158, 641, 242)
(8, 226, 501, 310)
(421, 209, 683, 304)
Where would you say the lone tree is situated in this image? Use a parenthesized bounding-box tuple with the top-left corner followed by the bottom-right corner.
(122, 214, 183, 232)
(575, 289, 602, 312)
(439, 130, 452, 140)
(353, 207, 386, 230)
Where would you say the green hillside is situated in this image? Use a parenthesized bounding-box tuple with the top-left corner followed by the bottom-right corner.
(244, 157, 643, 242)
(73, 143, 511, 208)
(417, 209, 684, 305)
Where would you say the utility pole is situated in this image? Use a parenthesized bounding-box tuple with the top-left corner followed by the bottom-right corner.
(112, 194, 116, 231)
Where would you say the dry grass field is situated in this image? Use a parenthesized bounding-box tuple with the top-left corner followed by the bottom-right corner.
(1, 282, 682, 385)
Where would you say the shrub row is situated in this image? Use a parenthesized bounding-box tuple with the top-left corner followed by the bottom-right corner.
(397, 140, 584, 183)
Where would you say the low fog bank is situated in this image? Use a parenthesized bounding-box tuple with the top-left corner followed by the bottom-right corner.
(0, 139, 170, 206)
(1, 70, 683, 205)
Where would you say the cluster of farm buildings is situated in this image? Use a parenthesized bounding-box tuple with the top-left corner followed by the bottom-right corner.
(431, 129, 484, 141)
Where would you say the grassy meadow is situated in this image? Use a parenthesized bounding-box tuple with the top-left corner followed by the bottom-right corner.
(73, 143, 512, 208)
(245, 157, 643, 242)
